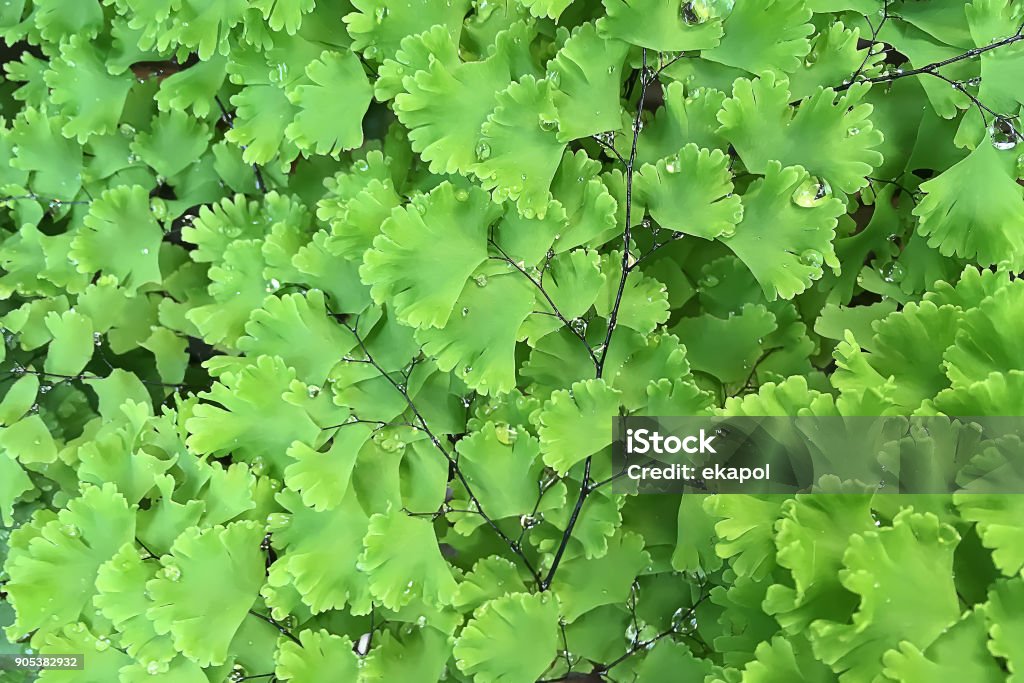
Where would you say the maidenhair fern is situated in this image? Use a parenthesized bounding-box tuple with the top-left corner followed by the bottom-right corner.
(1, 1, 1024, 682)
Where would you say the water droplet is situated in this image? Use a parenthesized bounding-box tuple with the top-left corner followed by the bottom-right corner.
(355, 632, 372, 656)
(473, 274, 488, 287)
(846, 126, 860, 137)
(800, 249, 823, 268)
(475, 140, 492, 161)
(641, 218, 652, 230)
(95, 636, 111, 652)
(461, 307, 470, 317)
(570, 318, 588, 335)
(990, 118, 1020, 150)
(265, 278, 281, 293)
(266, 513, 291, 529)
(539, 116, 558, 133)
(791, 176, 832, 207)
(664, 158, 679, 173)
(462, 366, 473, 375)
(250, 456, 267, 476)
(520, 514, 540, 529)
(62, 523, 80, 538)
(454, 188, 469, 202)
(495, 422, 518, 445)
(880, 261, 905, 284)
(364, 45, 379, 60)
(545, 69, 561, 88)
(374, 6, 388, 23)
(699, 274, 719, 289)
(162, 564, 181, 582)
(307, 385, 320, 398)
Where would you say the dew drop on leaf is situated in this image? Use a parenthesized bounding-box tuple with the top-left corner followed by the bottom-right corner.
(475, 140, 492, 161)
(800, 249, 824, 268)
(989, 118, 1020, 150)
(495, 422, 518, 445)
(162, 564, 182, 582)
(880, 261, 905, 284)
(266, 512, 291, 530)
(791, 176, 832, 207)
(473, 274, 488, 287)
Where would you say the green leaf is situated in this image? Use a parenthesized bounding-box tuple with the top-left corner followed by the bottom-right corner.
(453, 592, 560, 683)
(251, 0, 315, 34)
(361, 183, 499, 329)
(146, 521, 265, 667)
(43, 309, 94, 377)
(913, 140, 1024, 270)
(548, 22, 630, 142)
(416, 271, 536, 395)
(552, 531, 650, 622)
(70, 185, 163, 295)
(343, 0, 471, 62)
(238, 290, 355, 386)
(226, 84, 299, 166)
(702, 0, 813, 74)
(476, 76, 568, 218)
(717, 74, 883, 194)
(882, 610, 1003, 683)
(597, 0, 724, 51)
(275, 629, 358, 682)
(636, 143, 743, 239)
(186, 355, 321, 477)
(983, 577, 1024, 680)
(44, 36, 133, 142)
(4, 484, 135, 643)
(95, 544, 177, 667)
(810, 511, 962, 683)
(455, 422, 547, 520)
(358, 506, 458, 611)
(721, 162, 845, 300)
(394, 32, 512, 176)
(285, 51, 373, 157)
(0, 450, 31, 526)
(955, 488, 1024, 577)
(268, 488, 374, 614)
(538, 379, 621, 474)
(131, 111, 212, 178)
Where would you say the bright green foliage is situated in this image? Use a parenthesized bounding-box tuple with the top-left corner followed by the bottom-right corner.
(2, 1, 1024, 682)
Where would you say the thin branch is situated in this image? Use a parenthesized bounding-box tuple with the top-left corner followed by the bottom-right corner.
(848, 0, 890, 84)
(488, 240, 600, 369)
(836, 21, 1024, 92)
(247, 610, 301, 646)
(335, 317, 544, 587)
(593, 591, 711, 676)
(541, 50, 653, 592)
(214, 95, 268, 194)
